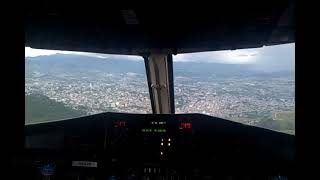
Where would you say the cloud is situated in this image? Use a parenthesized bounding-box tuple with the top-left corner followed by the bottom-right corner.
(25, 47, 62, 57)
(173, 43, 295, 71)
(250, 43, 295, 71)
(237, 54, 249, 57)
(174, 48, 258, 64)
(25, 47, 142, 60)
(125, 55, 143, 61)
(25, 47, 108, 58)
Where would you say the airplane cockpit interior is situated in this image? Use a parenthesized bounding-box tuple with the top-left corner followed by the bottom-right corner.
(18, 1, 295, 180)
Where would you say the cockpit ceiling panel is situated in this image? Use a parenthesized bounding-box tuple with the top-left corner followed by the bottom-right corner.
(25, 1, 294, 55)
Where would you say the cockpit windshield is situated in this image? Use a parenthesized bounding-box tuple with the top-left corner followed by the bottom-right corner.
(25, 43, 294, 135)
(173, 43, 295, 134)
(25, 48, 152, 124)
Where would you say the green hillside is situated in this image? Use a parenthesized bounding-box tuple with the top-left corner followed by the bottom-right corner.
(25, 94, 87, 124)
(228, 111, 295, 135)
(256, 111, 295, 135)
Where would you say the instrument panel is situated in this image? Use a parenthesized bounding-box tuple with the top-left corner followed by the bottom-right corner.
(23, 113, 295, 180)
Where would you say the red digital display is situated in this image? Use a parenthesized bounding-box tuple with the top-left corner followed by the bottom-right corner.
(114, 120, 127, 127)
(179, 122, 192, 129)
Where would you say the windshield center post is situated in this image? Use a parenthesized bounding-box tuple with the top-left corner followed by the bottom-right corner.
(143, 53, 175, 114)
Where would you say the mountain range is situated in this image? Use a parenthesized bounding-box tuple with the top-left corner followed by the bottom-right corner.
(26, 54, 294, 78)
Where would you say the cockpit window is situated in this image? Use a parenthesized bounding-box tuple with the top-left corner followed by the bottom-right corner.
(173, 43, 295, 135)
(25, 48, 152, 124)
(25, 44, 295, 135)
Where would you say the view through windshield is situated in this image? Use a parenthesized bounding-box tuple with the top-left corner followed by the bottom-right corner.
(25, 49, 152, 124)
(25, 44, 294, 134)
(174, 43, 295, 134)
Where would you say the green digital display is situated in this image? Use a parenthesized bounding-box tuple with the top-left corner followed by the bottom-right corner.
(142, 128, 166, 133)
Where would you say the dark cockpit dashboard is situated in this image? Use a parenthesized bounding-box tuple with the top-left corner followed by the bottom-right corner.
(22, 112, 294, 180)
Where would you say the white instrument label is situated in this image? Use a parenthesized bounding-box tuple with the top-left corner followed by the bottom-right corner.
(72, 161, 98, 167)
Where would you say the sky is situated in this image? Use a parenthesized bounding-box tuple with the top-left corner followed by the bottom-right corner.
(174, 43, 295, 71)
(25, 43, 294, 71)
(25, 47, 142, 61)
